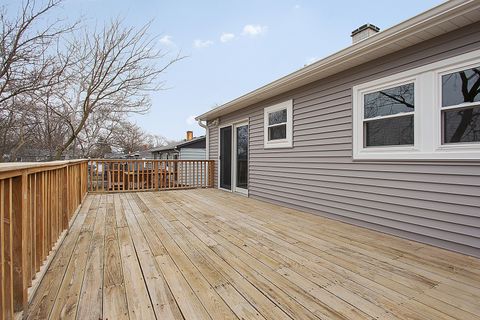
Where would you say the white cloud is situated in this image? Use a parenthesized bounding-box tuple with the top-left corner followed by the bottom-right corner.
(193, 39, 214, 48)
(186, 115, 196, 125)
(159, 35, 174, 46)
(220, 32, 235, 43)
(242, 24, 268, 36)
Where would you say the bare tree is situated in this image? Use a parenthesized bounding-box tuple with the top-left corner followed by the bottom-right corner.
(0, 0, 73, 103)
(0, 1, 184, 161)
(0, 0, 76, 160)
(112, 121, 148, 154)
(53, 19, 183, 159)
(144, 133, 171, 148)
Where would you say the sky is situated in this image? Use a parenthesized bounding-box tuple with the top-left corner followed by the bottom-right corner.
(16, 0, 445, 141)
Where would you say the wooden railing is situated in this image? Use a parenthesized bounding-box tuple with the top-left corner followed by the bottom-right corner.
(88, 159, 214, 192)
(0, 160, 88, 319)
(0, 158, 214, 318)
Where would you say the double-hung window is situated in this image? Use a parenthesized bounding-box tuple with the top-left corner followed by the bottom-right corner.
(264, 100, 293, 148)
(353, 49, 480, 160)
(363, 82, 415, 147)
(441, 66, 480, 144)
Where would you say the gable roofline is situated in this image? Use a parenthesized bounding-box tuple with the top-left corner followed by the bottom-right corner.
(196, 0, 480, 121)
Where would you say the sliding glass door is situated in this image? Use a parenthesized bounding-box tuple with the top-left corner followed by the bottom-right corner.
(219, 126, 232, 190)
(219, 121, 248, 194)
(233, 122, 248, 194)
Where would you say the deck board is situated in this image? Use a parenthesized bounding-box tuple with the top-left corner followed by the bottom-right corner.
(25, 189, 480, 320)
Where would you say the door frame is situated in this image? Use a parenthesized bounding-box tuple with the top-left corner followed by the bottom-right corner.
(217, 119, 249, 195)
(233, 121, 249, 196)
(218, 123, 233, 192)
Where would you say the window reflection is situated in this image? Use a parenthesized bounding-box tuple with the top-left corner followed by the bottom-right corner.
(364, 83, 414, 118)
(442, 66, 480, 143)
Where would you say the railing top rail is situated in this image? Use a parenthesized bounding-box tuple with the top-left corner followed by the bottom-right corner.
(0, 159, 88, 174)
(90, 159, 214, 162)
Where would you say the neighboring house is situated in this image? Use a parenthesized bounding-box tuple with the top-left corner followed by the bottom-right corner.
(197, 1, 480, 257)
(150, 132, 207, 186)
(151, 132, 206, 160)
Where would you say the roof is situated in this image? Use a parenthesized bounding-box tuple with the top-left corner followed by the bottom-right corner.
(196, 0, 480, 121)
(150, 136, 206, 152)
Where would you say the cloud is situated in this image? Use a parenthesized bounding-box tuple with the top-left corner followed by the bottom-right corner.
(220, 32, 235, 43)
(193, 39, 214, 48)
(186, 115, 196, 125)
(159, 35, 174, 46)
(242, 24, 268, 36)
(294, 4, 301, 9)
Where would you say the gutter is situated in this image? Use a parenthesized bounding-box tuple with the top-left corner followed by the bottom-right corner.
(198, 120, 209, 160)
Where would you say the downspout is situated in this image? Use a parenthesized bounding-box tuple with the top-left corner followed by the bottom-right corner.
(197, 120, 209, 160)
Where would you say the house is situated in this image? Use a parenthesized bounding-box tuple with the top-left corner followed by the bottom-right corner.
(196, 0, 480, 257)
(150, 131, 206, 160)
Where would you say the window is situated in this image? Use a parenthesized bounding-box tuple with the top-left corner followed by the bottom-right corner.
(363, 83, 415, 147)
(441, 66, 480, 144)
(353, 49, 480, 160)
(264, 100, 293, 148)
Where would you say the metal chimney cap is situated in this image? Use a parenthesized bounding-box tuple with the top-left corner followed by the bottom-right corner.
(351, 23, 380, 37)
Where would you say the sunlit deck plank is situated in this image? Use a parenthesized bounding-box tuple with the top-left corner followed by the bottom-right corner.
(26, 189, 480, 320)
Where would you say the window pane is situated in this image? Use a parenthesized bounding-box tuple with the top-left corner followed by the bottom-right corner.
(236, 125, 248, 189)
(268, 124, 286, 140)
(365, 115, 414, 147)
(442, 66, 480, 107)
(364, 83, 415, 119)
(443, 106, 480, 143)
(268, 109, 287, 125)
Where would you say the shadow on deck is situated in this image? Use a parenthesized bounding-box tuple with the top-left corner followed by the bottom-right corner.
(26, 189, 480, 320)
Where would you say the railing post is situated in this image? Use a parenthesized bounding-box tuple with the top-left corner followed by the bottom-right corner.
(62, 166, 69, 229)
(12, 172, 28, 312)
(154, 161, 159, 191)
(208, 161, 214, 188)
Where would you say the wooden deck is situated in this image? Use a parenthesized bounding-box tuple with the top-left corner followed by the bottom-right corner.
(25, 189, 480, 320)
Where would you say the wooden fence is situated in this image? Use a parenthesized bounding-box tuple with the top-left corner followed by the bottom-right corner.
(88, 159, 215, 192)
(0, 160, 88, 319)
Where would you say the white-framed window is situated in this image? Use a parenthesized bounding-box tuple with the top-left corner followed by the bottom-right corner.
(353, 49, 480, 160)
(264, 100, 293, 148)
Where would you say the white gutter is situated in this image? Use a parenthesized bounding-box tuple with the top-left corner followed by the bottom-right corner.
(197, 120, 209, 160)
(196, 0, 480, 121)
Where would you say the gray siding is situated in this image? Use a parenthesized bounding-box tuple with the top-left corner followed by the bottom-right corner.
(207, 22, 480, 257)
(179, 148, 206, 160)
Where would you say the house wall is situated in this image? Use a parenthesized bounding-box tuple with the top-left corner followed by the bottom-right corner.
(178, 148, 207, 186)
(179, 148, 206, 160)
(207, 21, 480, 257)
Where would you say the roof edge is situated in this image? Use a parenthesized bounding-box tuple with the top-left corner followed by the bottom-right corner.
(196, 0, 480, 121)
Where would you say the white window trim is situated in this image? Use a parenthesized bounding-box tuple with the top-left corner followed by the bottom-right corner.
(264, 100, 293, 149)
(353, 48, 480, 160)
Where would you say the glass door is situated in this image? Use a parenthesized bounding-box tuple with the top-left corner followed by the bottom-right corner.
(233, 122, 248, 195)
(219, 126, 232, 190)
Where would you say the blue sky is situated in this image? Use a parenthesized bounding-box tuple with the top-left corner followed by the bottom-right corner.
(60, 1, 442, 140)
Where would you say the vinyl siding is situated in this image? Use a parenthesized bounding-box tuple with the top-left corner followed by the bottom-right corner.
(207, 21, 480, 257)
(179, 148, 206, 160)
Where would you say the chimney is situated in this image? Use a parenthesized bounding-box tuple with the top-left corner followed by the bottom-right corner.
(351, 23, 380, 44)
(186, 130, 193, 141)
